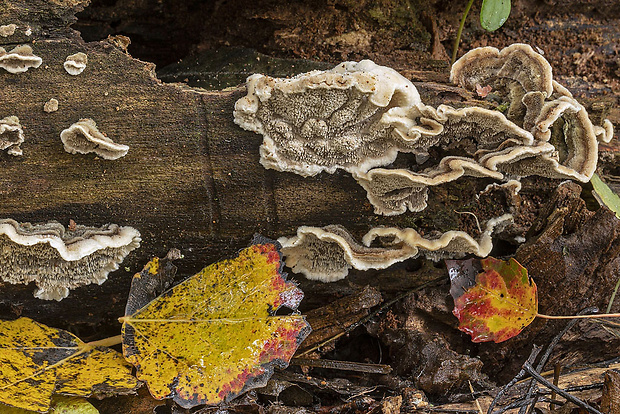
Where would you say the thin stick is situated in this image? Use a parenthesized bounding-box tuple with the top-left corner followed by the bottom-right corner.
(290, 358, 392, 374)
(451, 0, 475, 65)
(487, 345, 541, 414)
(523, 362, 604, 414)
(520, 307, 598, 414)
(550, 364, 561, 410)
(469, 381, 484, 414)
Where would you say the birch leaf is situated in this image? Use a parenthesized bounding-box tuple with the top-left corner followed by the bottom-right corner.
(121, 237, 311, 408)
(449, 257, 538, 343)
(0, 318, 138, 413)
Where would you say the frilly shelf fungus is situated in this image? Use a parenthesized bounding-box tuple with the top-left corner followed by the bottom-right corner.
(61, 118, 129, 160)
(0, 45, 42, 74)
(0, 219, 141, 301)
(234, 43, 615, 281)
(0, 116, 24, 156)
(63, 52, 88, 75)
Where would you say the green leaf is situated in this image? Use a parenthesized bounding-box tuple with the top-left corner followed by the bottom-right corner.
(591, 173, 620, 219)
(449, 257, 537, 343)
(480, 0, 511, 31)
(121, 237, 311, 408)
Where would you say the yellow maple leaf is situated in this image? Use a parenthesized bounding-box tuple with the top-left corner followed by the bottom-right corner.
(121, 240, 311, 408)
(0, 318, 139, 413)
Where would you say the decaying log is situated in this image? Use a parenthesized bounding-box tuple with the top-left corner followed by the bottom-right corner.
(0, 0, 538, 329)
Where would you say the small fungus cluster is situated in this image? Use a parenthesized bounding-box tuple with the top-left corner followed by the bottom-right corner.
(0, 115, 24, 156)
(235, 44, 614, 281)
(0, 41, 133, 300)
(61, 118, 129, 160)
(0, 45, 41, 74)
(0, 219, 141, 301)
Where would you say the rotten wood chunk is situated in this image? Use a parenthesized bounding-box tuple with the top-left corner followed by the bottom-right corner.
(602, 370, 620, 414)
(300, 285, 382, 353)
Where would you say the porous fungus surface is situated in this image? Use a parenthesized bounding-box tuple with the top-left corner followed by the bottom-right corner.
(235, 44, 614, 281)
(0, 219, 141, 300)
(0, 116, 24, 156)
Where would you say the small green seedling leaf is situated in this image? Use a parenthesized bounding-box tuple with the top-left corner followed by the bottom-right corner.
(121, 237, 311, 408)
(0, 318, 138, 413)
(591, 173, 620, 219)
(449, 256, 537, 343)
(480, 0, 511, 31)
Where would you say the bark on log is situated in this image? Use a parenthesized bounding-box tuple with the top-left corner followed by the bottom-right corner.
(0, 0, 530, 330)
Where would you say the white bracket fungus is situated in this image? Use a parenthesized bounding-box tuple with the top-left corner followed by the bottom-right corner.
(0, 219, 141, 300)
(0, 45, 42, 74)
(0, 115, 24, 156)
(63, 52, 88, 75)
(61, 118, 129, 160)
(0, 24, 17, 37)
(278, 215, 512, 282)
(43, 98, 59, 113)
(234, 43, 614, 281)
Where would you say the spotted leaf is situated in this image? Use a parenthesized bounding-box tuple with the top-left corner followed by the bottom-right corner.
(449, 257, 538, 343)
(121, 237, 311, 408)
(0, 318, 138, 413)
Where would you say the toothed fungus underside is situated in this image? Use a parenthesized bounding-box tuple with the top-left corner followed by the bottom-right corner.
(235, 44, 614, 281)
(63, 52, 87, 75)
(0, 219, 141, 300)
(61, 118, 129, 160)
(0, 45, 42, 74)
(0, 116, 24, 156)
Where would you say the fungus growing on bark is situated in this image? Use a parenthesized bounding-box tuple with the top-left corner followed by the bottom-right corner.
(0, 115, 24, 156)
(0, 45, 42, 73)
(63, 52, 87, 75)
(278, 215, 512, 282)
(61, 119, 129, 160)
(451, 43, 609, 183)
(234, 59, 436, 177)
(0, 219, 141, 300)
(235, 46, 613, 281)
(0, 24, 17, 37)
(43, 98, 59, 113)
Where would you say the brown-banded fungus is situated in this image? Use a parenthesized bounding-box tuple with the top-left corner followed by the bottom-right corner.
(61, 118, 129, 160)
(0, 219, 141, 300)
(0, 115, 24, 156)
(278, 215, 512, 282)
(0, 45, 42, 74)
(63, 52, 87, 75)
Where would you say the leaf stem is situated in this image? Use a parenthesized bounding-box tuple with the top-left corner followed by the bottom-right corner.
(86, 335, 123, 347)
(606, 276, 620, 313)
(536, 312, 620, 320)
(451, 0, 475, 65)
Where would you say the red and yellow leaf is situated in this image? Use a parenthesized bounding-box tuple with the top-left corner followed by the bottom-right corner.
(0, 318, 138, 413)
(450, 257, 538, 343)
(121, 238, 311, 408)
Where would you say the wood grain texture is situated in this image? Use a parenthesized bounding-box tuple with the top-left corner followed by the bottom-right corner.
(0, 0, 610, 331)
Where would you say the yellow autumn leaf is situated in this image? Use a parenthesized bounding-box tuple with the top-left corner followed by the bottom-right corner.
(0, 318, 139, 413)
(121, 239, 311, 408)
